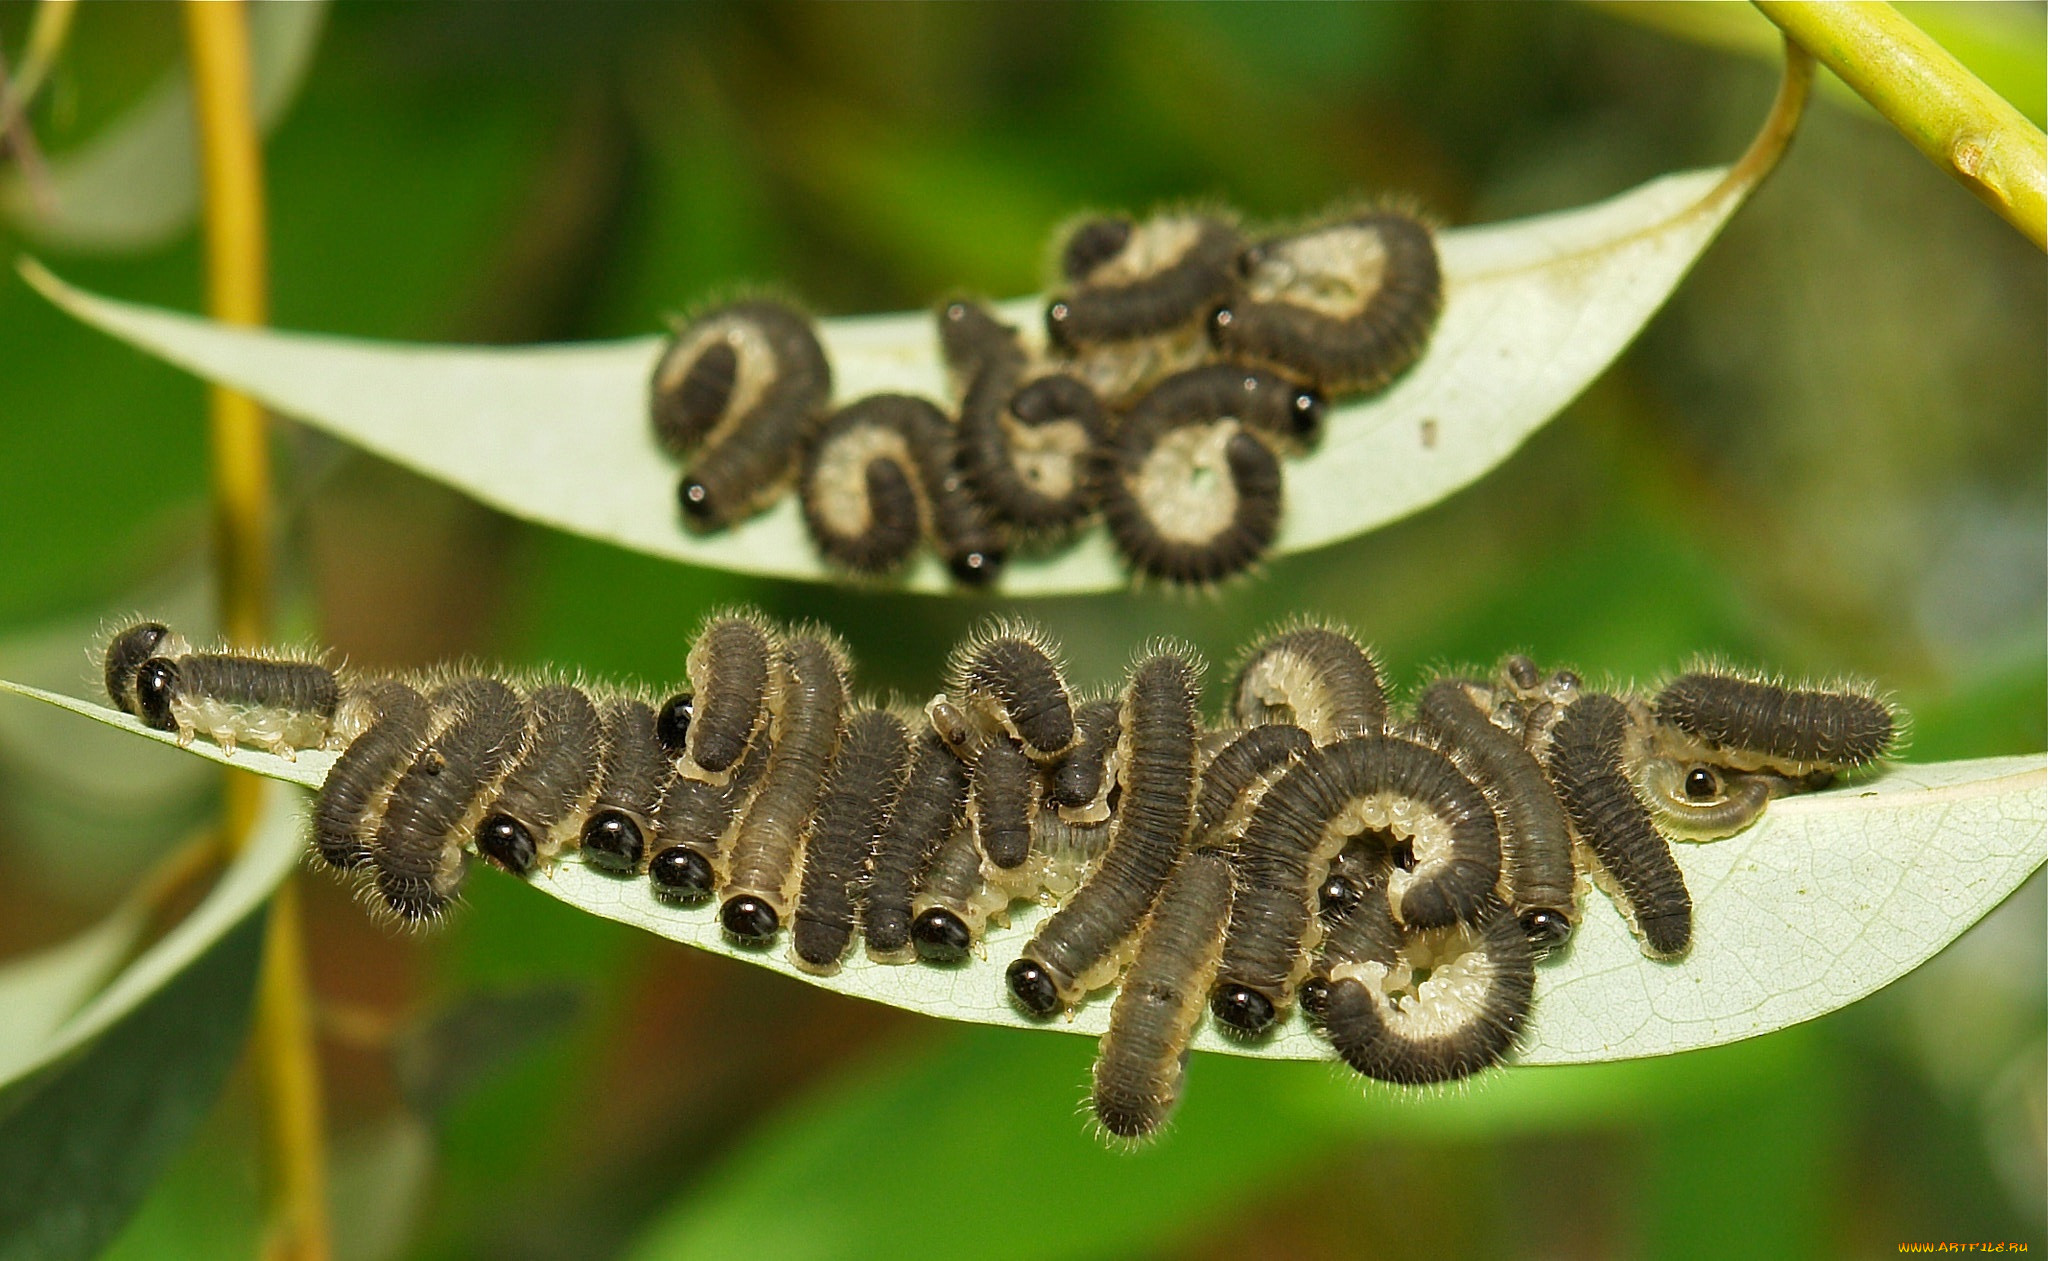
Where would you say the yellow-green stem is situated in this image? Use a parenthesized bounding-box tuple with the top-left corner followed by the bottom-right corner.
(183, 4, 330, 1260)
(0, 0, 76, 136)
(1753, 0, 2047, 250)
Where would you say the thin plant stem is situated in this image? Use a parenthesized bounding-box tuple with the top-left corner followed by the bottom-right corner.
(183, 4, 331, 1260)
(1752, 0, 2047, 250)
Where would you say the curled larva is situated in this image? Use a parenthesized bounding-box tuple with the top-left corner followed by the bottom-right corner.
(1211, 734, 1500, 1038)
(1546, 693, 1692, 959)
(1316, 838, 1392, 927)
(866, 724, 972, 962)
(1191, 721, 1314, 844)
(721, 635, 850, 944)
(1228, 623, 1385, 743)
(107, 625, 340, 758)
(1044, 213, 1242, 351)
(1415, 678, 1576, 947)
(681, 613, 780, 780)
(1634, 756, 1789, 839)
(103, 621, 177, 717)
(474, 684, 604, 876)
(1209, 209, 1443, 396)
(370, 677, 529, 923)
(1007, 648, 1201, 1018)
(1046, 697, 1123, 818)
(1651, 668, 1898, 776)
(947, 617, 1077, 760)
(578, 697, 672, 874)
(791, 707, 914, 975)
(1095, 366, 1323, 585)
(646, 729, 773, 903)
(650, 299, 832, 532)
(1307, 891, 1535, 1086)
(312, 680, 431, 872)
(1090, 849, 1234, 1143)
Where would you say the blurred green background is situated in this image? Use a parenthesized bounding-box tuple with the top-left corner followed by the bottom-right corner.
(0, 3, 2041, 1257)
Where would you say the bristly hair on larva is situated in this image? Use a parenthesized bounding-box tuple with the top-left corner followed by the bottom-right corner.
(946, 616, 1077, 761)
(312, 680, 432, 873)
(102, 621, 344, 759)
(1649, 661, 1901, 777)
(473, 684, 605, 877)
(578, 695, 674, 875)
(1046, 695, 1124, 818)
(681, 609, 783, 780)
(866, 715, 973, 963)
(798, 400, 931, 577)
(1044, 210, 1243, 351)
(791, 704, 914, 975)
(1228, 618, 1387, 744)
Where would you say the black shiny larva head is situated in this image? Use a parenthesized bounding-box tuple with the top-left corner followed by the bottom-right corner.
(911, 909, 973, 963)
(1520, 908, 1573, 948)
(1006, 958, 1062, 1018)
(1683, 766, 1721, 801)
(1318, 871, 1365, 921)
(1043, 301, 1078, 355)
(1285, 386, 1324, 445)
(648, 845, 714, 902)
(720, 895, 780, 945)
(104, 623, 171, 712)
(1206, 303, 1235, 344)
(655, 693, 695, 754)
(578, 810, 645, 873)
(1210, 984, 1277, 1037)
(133, 657, 181, 732)
(678, 477, 719, 528)
(1297, 977, 1331, 1022)
(948, 547, 1005, 588)
(475, 813, 538, 875)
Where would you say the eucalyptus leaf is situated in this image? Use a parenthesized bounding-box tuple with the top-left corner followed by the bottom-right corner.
(6, 679, 2041, 1068)
(21, 157, 1768, 595)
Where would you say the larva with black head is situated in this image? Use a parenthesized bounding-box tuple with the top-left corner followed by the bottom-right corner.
(1311, 893, 1535, 1086)
(968, 735, 1038, 872)
(1633, 756, 1792, 839)
(647, 727, 774, 904)
(312, 680, 432, 872)
(791, 707, 914, 975)
(947, 618, 1076, 761)
(1651, 668, 1897, 777)
(370, 677, 529, 923)
(799, 398, 930, 577)
(1315, 838, 1392, 930)
(113, 630, 341, 759)
(910, 817, 1014, 964)
(1044, 213, 1242, 350)
(103, 622, 176, 717)
(578, 697, 673, 875)
(1209, 209, 1443, 397)
(1546, 693, 1692, 959)
(721, 635, 850, 945)
(1046, 697, 1122, 818)
(1090, 849, 1234, 1143)
(1416, 678, 1576, 948)
(1007, 648, 1201, 1018)
(1228, 623, 1385, 744)
(474, 684, 604, 877)
(1191, 721, 1314, 843)
(1211, 733, 1501, 1037)
(651, 299, 833, 532)
(865, 723, 972, 962)
(680, 613, 779, 780)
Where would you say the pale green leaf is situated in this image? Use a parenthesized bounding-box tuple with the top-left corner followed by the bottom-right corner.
(23, 158, 1767, 595)
(6, 679, 2041, 1068)
(0, 901, 145, 1083)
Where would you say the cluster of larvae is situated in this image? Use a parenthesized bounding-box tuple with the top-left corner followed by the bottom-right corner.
(99, 618, 1895, 1141)
(651, 204, 1443, 587)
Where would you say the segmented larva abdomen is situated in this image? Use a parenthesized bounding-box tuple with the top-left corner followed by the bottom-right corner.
(1192, 722, 1314, 842)
(942, 298, 1105, 535)
(647, 733, 773, 903)
(865, 726, 972, 961)
(721, 636, 849, 943)
(313, 680, 430, 871)
(791, 707, 913, 974)
(1046, 698, 1122, 813)
(1044, 214, 1242, 349)
(799, 398, 930, 576)
(1652, 671, 1896, 771)
(1314, 898, 1535, 1086)
(474, 684, 603, 876)
(1091, 849, 1234, 1143)
(1008, 650, 1201, 1016)
(951, 621, 1076, 759)
(1416, 679, 1576, 947)
(132, 652, 340, 756)
(1229, 625, 1384, 743)
(1547, 693, 1692, 958)
(1209, 210, 1443, 396)
(579, 698, 672, 874)
(684, 615, 778, 777)
(371, 677, 529, 922)
(969, 736, 1037, 870)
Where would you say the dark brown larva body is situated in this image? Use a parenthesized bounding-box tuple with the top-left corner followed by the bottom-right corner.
(313, 680, 431, 872)
(371, 677, 529, 922)
(1229, 624, 1385, 743)
(130, 651, 340, 756)
(910, 818, 1003, 964)
(1047, 698, 1123, 814)
(1045, 214, 1242, 349)
(1652, 670, 1896, 773)
(1008, 650, 1201, 1017)
(721, 636, 850, 943)
(647, 733, 773, 903)
(798, 402, 929, 576)
(866, 726, 973, 961)
(103, 622, 175, 716)
(1547, 693, 1692, 958)
(682, 615, 779, 778)
(579, 698, 672, 874)
(1091, 849, 1234, 1142)
(949, 621, 1076, 760)
(1209, 210, 1443, 396)
(1416, 679, 1576, 947)
(474, 685, 604, 876)
(791, 707, 913, 974)
(969, 735, 1038, 871)
(1192, 722, 1314, 842)
(651, 300, 832, 532)
(1315, 838, 1392, 928)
